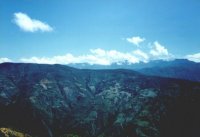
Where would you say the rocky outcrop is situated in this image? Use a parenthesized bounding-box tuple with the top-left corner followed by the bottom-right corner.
(0, 128, 31, 137)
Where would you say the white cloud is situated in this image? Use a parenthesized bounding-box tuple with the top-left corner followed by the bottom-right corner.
(126, 36, 145, 46)
(13, 12, 53, 32)
(186, 53, 200, 62)
(20, 49, 143, 65)
(133, 49, 149, 62)
(21, 54, 78, 64)
(17, 36, 174, 65)
(0, 58, 12, 63)
(150, 41, 169, 57)
(19, 41, 174, 65)
(90, 48, 106, 56)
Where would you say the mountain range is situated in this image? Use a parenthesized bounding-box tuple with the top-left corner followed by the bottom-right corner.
(69, 59, 200, 82)
(0, 62, 200, 137)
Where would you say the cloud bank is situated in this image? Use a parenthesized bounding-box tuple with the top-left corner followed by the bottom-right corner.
(13, 12, 53, 32)
(20, 49, 140, 65)
(20, 41, 172, 65)
(0, 58, 12, 63)
(0, 31, 172, 65)
(186, 53, 200, 62)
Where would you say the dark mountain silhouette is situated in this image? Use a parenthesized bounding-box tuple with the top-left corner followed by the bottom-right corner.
(0, 63, 200, 137)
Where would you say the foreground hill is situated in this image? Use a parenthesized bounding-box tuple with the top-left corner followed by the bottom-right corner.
(0, 63, 200, 137)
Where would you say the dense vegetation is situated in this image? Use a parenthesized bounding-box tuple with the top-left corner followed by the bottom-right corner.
(0, 63, 200, 137)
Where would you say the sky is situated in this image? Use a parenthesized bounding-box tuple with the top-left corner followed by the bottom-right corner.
(1, 0, 200, 64)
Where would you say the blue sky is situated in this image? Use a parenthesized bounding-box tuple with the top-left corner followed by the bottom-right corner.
(1, 0, 200, 64)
